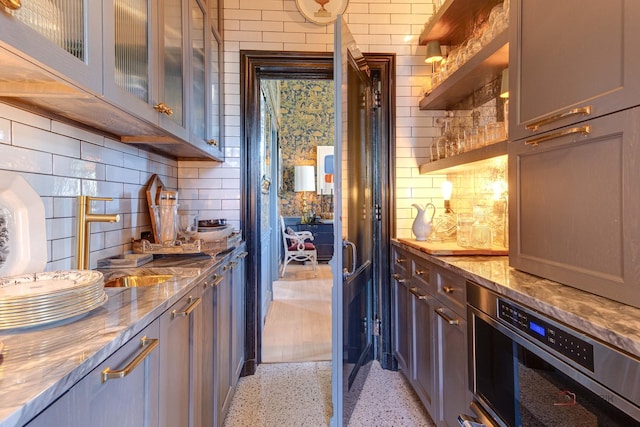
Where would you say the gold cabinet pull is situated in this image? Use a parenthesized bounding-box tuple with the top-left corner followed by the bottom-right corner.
(392, 273, 407, 283)
(0, 0, 21, 10)
(435, 307, 460, 326)
(409, 287, 428, 301)
(415, 269, 426, 276)
(212, 274, 224, 286)
(206, 139, 218, 146)
(237, 251, 248, 259)
(101, 337, 158, 383)
(525, 125, 591, 147)
(224, 261, 238, 271)
(171, 296, 201, 319)
(525, 106, 592, 131)
(395, 257, 406, 264)
(153, 102, 173, 116)
(442, 286, 454, 294)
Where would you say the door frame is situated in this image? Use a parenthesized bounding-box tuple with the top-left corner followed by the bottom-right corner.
(240, 50, 395, 375)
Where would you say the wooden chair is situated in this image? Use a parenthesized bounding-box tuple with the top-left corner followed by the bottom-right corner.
(280, 216, 317, 277)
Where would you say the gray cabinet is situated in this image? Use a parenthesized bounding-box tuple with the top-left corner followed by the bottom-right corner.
(231, 249, 247, 382)
(0, 0, 103, 93)
(159, 286, 202, 427)
(435, 304, 467, 427)
(201, 270, 220, 427)
(509, 0, 640, 142)
(27, 321, 160, 427)
(391, 243, 469, 427)
(216, 258, 233, 426)
(391, 246, 411, 374)
(103, 0, 188, 141)
(509, 107, 640, 308)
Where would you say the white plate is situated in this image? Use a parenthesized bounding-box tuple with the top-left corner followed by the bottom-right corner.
(0, 171, 47, 277)
(0, 270, 103, 299)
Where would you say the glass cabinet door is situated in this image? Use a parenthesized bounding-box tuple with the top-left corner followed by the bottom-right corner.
(207, 27, 222, 153)
(0, 0, 102, 92)
(161, 0, 185, 129)
(191, 0, 206, 140)
(114, 0, 150, 102)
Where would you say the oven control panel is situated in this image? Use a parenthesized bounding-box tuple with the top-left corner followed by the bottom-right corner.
(498, 299, 594, 371)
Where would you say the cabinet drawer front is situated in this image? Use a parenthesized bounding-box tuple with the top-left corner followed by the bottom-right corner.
(509, 107, 640, 308)
(412, 257, 434, 293)
(392, 246, 410, 276)
(434, 268, 466, 316)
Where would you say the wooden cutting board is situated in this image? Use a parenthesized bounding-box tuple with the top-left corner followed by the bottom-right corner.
(145, 174, 165, 243)
(398, 238, 508, 256)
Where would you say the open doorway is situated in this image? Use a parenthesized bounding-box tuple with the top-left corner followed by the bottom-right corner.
(240, 51, 395, 378)
(259, 78, 335, 363)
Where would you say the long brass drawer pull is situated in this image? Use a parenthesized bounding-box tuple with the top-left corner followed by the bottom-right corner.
(435, 307, 460, 326)
(392, 273, 407, 283)
(409, 287, 428, 300)
(224, 261, 238, 271)
(525, 125, 591, 147)
(237, 251, 248, 259)
(525, 106, 592, 131)
(212, 274, 224, 286)
(101, 337, 159, 383)
(171, 296, 201, 319)
(442, 286, 454, 294)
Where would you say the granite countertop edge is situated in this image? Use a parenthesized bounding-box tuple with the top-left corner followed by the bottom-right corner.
(0, 248, 240, 427)
(393, 239, 640, 360)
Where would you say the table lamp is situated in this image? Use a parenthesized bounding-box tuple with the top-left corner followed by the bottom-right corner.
(294, 165, 316, 223)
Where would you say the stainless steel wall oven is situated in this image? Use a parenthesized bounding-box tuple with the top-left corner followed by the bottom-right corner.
(461, 281, 640, 427)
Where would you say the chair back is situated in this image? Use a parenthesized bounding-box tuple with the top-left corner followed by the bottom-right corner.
(280, 215, 289, 253)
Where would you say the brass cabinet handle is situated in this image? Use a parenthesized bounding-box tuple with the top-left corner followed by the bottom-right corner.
(525, 125, 591, 147)
(206, 139, 218, 146)
(392, 273, 407, 283)
(101, 337, 159, 383)
(442, 286, 454, 294)
(525, 106, 592, 131)
(0, 0, 21, 10)
(171, 296, 201, 319)
(236, 251, 248, 259)
(153, 102, 173, 116)
(435, 307, 460, 326)
(224, 261, 238, 271)
(395, 257, 406, 264)
(409, 287, 428, 300)
(204, 274, 224, 288)
(415, 269, 426, 276)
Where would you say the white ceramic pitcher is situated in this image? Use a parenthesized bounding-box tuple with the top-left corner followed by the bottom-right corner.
(411, 203, 436, 241)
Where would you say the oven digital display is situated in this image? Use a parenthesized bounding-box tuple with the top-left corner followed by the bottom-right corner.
(529, 321, 545, 337)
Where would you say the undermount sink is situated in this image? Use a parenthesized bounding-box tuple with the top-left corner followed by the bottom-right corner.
(104, 274, 174, 288)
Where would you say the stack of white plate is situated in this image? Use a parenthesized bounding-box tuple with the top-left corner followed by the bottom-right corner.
(0, 270, 107, 330)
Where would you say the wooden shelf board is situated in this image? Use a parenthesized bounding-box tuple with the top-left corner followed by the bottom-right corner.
(419, 140, 508, 175)
(419, 0, 504, 46)
(419, 31, 508, 111)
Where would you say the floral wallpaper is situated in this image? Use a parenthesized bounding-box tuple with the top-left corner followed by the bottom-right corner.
(277, 79, 334, 218)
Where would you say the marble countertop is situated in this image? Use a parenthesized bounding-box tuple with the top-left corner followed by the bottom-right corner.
(0, 253, 229, 427)
(394, 239, 640, 360)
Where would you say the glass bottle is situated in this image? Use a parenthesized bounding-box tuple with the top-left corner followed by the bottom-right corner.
(436, 116, 452, 159)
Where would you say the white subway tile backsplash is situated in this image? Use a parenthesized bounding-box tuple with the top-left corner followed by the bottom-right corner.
(0, 103, 51, 130)
(13, 123, 80, 158)
(0, 143, 52, 173)
(81, 141, 125, 167)
(53, 155, 106, 180)
(0, 117, 11, 143)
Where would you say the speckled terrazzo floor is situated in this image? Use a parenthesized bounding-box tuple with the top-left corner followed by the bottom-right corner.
(223, 361, 434, 427)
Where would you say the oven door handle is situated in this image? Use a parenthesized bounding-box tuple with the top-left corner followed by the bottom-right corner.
(458, 401, 501, 427)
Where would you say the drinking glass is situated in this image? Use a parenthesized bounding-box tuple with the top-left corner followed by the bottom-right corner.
(456, 213, 475, 247)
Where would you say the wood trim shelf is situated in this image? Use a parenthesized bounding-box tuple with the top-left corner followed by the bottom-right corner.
(418, 140, 507, 175)
(419, 30, 508, 111)
(419, 0, 503, 46)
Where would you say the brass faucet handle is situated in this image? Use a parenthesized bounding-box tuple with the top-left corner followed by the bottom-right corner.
(86, 196, 114, 203)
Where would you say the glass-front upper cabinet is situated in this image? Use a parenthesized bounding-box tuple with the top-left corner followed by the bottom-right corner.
(191, 0, 206, 141)
(0, 0, 103, 93)
(103, 0, 189, 141)
(207, 26, 223, 156)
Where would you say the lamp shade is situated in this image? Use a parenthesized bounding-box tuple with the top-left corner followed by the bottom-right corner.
(294, 165, 316, 192)
(500, 67, 509, 98)
(441, 180, 453, 200)
(425, 41, 443, 64)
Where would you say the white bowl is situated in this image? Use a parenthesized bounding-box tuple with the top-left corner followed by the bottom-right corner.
(193, 225, 233, 242)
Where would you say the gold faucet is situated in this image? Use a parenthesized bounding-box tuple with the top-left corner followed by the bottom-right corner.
(76, 196, 120, 270)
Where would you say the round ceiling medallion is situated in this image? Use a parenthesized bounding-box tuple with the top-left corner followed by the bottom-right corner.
(295, 0, 349, 25)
